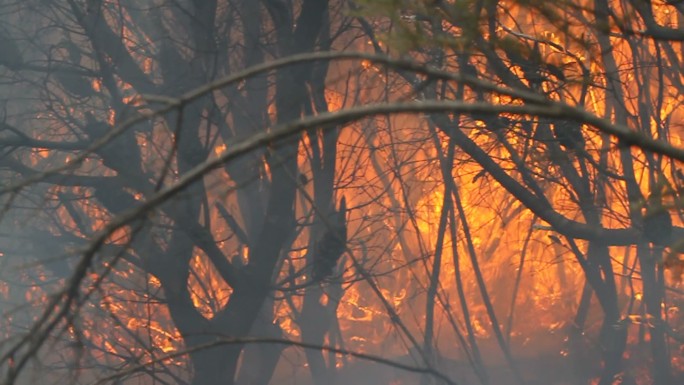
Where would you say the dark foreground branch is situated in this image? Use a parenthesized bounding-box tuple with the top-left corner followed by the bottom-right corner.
(91, 337, 457, 385)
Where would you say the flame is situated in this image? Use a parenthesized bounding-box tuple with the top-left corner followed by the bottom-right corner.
(214, 143, 227, 156)
(325, 89, 345, 112)
(188, 252, 233, 319)
(91, 78, 101, 92)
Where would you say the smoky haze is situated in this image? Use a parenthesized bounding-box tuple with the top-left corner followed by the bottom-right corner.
(0, 1, 682, 385)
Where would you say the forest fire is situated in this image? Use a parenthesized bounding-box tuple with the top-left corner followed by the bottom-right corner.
(0, 1, 683, 385)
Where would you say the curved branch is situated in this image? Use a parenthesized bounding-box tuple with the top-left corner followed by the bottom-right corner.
(4, 51, 683, 196)
(92, 337, 457, 385)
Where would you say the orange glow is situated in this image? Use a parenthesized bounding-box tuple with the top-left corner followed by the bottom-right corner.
(7, 1, 684, 384)
(188, 253, 232, 319)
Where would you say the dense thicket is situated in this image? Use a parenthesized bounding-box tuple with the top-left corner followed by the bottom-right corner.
(0, 1, 683, 385)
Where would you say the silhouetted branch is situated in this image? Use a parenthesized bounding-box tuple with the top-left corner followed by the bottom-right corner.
(92, 337, 458, 385)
